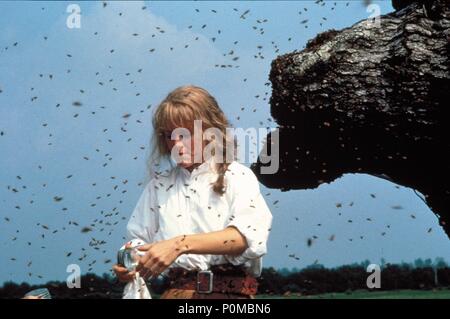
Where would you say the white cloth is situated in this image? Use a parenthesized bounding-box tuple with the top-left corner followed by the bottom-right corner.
(126, 158, 273, 277)
(120, 239, 152, 299)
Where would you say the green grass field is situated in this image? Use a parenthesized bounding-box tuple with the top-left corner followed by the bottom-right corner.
(257, 289, 450, 299)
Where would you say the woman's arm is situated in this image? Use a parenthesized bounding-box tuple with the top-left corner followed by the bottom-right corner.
(136, 227, 248, 279)
(179, 226, 248, 255)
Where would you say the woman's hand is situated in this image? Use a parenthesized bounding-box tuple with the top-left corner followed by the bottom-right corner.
(112, 264, 136, 283)
(135, 237, 185, 280)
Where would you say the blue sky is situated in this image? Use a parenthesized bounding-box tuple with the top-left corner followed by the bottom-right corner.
(1, 1, 449, 286)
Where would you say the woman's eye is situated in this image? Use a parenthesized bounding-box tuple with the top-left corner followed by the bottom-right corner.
(159, 131, 171, 139)
(162, 132, 184, 140)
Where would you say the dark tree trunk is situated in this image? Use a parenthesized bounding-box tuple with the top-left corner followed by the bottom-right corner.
(251, 1, 450, 237)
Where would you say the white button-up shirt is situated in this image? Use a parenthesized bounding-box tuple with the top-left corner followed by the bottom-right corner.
(126, 158, 273, 277)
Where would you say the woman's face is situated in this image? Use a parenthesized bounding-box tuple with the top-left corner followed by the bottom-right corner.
(163, 123, 207, 171)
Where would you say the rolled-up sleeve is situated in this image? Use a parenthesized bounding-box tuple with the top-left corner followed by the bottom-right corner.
(224, 168, 273, 264)
(126, 181, 158, 244)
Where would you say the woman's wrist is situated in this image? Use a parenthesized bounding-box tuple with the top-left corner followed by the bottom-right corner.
(174, 234, 191, 256)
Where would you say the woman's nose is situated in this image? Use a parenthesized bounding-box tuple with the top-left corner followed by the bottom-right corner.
(171, 139, 186, 151)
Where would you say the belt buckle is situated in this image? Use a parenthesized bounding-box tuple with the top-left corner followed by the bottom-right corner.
(197, 270, 213, 294)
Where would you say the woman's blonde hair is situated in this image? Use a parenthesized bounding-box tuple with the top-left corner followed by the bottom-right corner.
(147, 85, 236, 196)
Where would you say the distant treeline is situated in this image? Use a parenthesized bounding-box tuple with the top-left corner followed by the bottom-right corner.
(259, 258, 450, 296)
(1, 258, 449, 299)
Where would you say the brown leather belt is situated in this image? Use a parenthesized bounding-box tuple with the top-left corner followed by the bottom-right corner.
(166, 265, 258, 295)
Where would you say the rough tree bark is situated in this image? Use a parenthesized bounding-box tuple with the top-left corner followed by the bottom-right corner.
(251, 0, 450, 237)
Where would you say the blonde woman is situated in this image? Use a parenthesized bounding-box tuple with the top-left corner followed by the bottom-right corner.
(113, 85, 272, 299)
